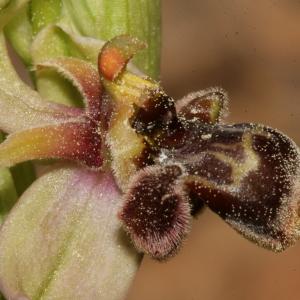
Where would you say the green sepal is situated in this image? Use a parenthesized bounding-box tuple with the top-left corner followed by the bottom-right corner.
(0, 0, 29, 30)
(0, 132, 18, 224)
(10, 162, 36, 196)
(4, 4, 33, 65)
(31, 25, 85, 106)
(29, 0, 62, 36)
(31, 25, 104, 107)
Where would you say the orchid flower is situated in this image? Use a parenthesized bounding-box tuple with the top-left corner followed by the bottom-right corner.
(0, 1, 161, 299)
(0, 1, 300, 300)
(1, 31, 300, 298)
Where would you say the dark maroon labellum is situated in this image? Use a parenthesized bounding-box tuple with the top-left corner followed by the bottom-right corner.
(120, 86, 300, 259)
(119, 164, 191, 260)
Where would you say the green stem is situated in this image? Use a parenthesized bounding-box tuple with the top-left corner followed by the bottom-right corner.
(63, 0, 161, 78)
(4, 0, 161, 107)
(5, 0, 161, 77)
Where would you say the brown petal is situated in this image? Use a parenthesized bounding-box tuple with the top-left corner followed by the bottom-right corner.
(129, 89, 177, 135)
(174, 123, 300, 251)
(176, 87, 228, 124)
(119, 164, 191, 260)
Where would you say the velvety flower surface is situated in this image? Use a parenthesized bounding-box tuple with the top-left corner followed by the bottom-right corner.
(120, 81, 300, 259)
(0, 1, 299, 300)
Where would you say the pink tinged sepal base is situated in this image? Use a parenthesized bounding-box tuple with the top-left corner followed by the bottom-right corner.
(0, 119, 102, 169)
(0, 166, 140, 300)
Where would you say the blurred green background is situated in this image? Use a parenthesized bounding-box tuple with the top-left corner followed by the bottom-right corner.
(127, 1, 300, 299)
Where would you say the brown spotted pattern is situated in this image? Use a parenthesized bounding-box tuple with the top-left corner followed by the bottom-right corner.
(98, 35, 300, 260)
(120, 88, 300, 259)
(119, 164, 191, 260)
(165, 122, 300, 252)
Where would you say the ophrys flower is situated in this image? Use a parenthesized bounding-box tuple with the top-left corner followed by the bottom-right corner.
(0, 25, 299, 300)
